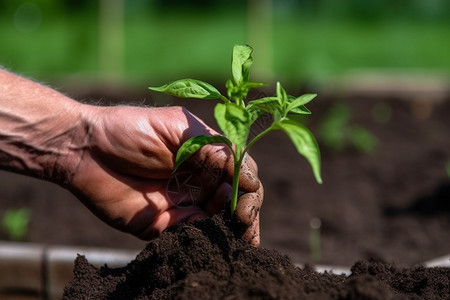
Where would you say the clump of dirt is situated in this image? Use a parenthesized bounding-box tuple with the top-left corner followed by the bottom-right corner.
(63, 213, 449, 299)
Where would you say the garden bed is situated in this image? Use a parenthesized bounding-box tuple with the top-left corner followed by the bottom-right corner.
(1, 82, 450, 298)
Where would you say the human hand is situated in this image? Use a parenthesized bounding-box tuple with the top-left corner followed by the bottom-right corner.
(0, 69, 262, 245)
(67, 105, 263, 246)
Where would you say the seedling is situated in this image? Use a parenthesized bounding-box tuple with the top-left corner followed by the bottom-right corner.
(149, 45, 322, 215)
(309, 217, 322, 261)
(319, 102, 378, 154)
(1, 207, 30, 241)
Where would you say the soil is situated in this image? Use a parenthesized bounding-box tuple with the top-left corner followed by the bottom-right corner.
(63, 213, 450, 299)
(1, 83, 450, 298)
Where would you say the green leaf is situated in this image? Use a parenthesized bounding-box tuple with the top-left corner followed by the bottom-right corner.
(247, 97, 280, 115)
(289, 106, 311, 115)
(149, 79, 222, 99)
(244, 81, 267, 89)
(231, 45, 253, 85)
(286, 94, 317, 112)
(225, 78, 246, 104)
(247, 107, 267, 125)
(276, 82, 289, 109)
(274, 119, 322, 184)
(214, 102, 251, 153)
(174, 135, 232, 171)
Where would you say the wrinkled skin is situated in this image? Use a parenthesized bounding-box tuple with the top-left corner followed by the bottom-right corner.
(69, 105, 263, 246)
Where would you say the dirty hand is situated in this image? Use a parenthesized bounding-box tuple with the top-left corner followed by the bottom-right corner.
(68, 105, 263, 246)
(0, 69, 262, 246)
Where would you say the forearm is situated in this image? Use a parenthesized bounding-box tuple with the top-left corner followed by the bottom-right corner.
(0, 68, 94, 184)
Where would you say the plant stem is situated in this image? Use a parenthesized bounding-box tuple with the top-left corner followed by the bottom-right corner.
(220, 95, 231, 104)
(309, 217, 322, 261)
(230, 125, 274, 215)
(242, 124, 274, 155)
(230, 157, 242, 215)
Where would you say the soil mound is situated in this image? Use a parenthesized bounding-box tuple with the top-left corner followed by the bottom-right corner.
(63, 214, 449, 299)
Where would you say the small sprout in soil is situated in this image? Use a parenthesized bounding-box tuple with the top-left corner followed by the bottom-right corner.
(309, 217, 322, 261)
(1, 207, 31, 241)
(150, 45, 322, 215)
(319, 102, 378, 154)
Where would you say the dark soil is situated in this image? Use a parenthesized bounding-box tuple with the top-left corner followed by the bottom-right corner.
(63, 213, 450, 299)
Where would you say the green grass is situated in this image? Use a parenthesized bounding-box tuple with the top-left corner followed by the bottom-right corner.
(0, 16, 98, 78)
(1, 10, 449, 84)
(272, 20, 450, 83)
(123, 11, 247, 82)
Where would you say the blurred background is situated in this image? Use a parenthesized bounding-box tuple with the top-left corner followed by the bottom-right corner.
(1, 0, 449, 87)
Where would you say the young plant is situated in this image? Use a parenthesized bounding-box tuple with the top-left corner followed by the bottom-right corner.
(319, 102, 378, 154)
(149, 45, 322, 215)
(309, 217, 322, 261)
(1, 207, 31, 241)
